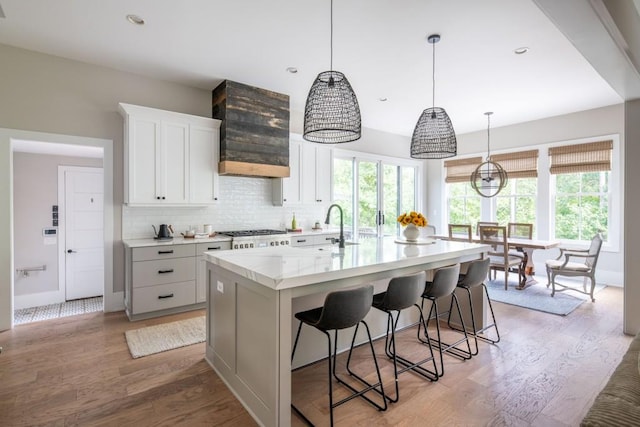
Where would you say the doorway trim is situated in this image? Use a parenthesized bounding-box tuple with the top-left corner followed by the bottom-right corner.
(0, 127, 117, 331)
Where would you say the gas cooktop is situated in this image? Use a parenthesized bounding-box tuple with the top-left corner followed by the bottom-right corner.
(218, 229, 287, 237)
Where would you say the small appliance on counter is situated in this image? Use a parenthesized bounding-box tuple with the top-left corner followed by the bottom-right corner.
(152, 224, 173, 240)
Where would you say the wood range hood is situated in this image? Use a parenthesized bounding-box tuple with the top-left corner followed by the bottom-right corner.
(212, 80, 290, 178)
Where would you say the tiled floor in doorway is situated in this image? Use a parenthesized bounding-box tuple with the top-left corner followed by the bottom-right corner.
(14, 296, 103, 325)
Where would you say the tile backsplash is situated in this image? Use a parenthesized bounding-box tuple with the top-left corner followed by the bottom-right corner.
(122, 176, 328, 239)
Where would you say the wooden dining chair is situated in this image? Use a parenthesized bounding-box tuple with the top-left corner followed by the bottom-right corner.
(507, 222, 533, 260)
(507, 223, 533, 239)
(448, 224, 472, 241)
(476, 221, 498, 236)
(478, 225, 522, 290)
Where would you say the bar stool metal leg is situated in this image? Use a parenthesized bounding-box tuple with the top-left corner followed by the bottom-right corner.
(418, 264, 472, 378)
(446, 258, 500, 355)
(290, 285, 386, 426)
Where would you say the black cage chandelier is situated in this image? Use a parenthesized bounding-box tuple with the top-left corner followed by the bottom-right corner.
(303, 0, 361, 144)
(470, 112, 508, 197)
(410, 34, 457, 159)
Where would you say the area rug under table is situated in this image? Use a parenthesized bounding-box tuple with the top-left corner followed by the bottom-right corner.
(125, 316, 205, 358)
(486, 277, 606, 316)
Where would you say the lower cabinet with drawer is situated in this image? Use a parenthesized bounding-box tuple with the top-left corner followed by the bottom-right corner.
(125, 243, 195, 320)
(290, 233, 340, 247)
(125, 241, 231, 320)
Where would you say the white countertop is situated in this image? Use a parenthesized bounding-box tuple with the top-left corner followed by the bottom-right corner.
(123, 235, 232, 248)
(204, 237, 488, 290)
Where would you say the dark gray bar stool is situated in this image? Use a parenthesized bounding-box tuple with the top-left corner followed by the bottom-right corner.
(371, 271, 438, 403)
(447, 258, 500, 355)
(291, 285, 386, 426)
(419, 263, 473, 377)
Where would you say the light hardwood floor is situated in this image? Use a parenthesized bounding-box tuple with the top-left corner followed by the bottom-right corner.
(0, 286, 631, 426)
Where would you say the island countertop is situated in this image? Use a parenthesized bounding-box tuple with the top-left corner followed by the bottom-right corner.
(204, 236, 488, 290)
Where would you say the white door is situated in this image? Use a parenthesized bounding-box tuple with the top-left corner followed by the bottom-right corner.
(65, 168, 104, 300)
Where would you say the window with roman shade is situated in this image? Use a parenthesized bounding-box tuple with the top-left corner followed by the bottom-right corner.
(490, 149, 539, 178)
(444, 157, 482, 183)
(548, 140, 613, 174)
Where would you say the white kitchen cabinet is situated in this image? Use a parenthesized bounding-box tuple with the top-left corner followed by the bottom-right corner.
(189, 124, 221, 204)
(272, 139, 301, 205)
(301, 143, 333, 204)
(119, 103, 221, 206)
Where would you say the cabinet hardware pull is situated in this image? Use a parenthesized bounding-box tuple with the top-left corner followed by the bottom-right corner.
(158, 269, 174, 274)
(208, 246, 221, 250)
(158, 293, 174, 299)
(158, 250, 174, 254)
(297, 239, 306, 243)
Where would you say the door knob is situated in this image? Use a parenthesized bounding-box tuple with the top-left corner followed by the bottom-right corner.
(67, 249, 76, 253)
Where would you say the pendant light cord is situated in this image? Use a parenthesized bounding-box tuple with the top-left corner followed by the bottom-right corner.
(487, 113, 491, 159)
(431, 38, 436, 109)
(330, 0, 333, 72)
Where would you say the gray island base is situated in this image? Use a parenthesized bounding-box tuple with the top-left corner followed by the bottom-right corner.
(204, 237, 488, 426)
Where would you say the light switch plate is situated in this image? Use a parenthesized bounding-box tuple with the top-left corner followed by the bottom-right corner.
(216, 281, 224, 293)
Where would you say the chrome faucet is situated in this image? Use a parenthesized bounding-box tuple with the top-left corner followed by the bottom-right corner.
(325, 204, 345, 249)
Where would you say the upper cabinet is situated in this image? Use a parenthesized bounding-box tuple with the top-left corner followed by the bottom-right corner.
(272, 139, 301, 205)
(301, 142, 333, 204)
(119, 103, 221, 206)
(272, 136, 333, 206)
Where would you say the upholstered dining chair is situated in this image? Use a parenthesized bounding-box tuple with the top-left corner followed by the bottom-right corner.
(448, 224, 472, 241)
(479, 225, 522, 290)
(545, 233, 603, 302)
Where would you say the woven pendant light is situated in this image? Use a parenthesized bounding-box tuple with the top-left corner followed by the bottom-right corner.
(470, 112, 508, 197)
(303, 0, 361, 144)
(410, 34, 457, 159)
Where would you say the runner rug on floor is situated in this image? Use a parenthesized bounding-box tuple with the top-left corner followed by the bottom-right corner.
(125, 316, 205, 358)
(486, 278, 606, 316)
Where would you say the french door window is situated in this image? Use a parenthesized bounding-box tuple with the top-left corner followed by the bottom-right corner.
(333, 151, 421, 239)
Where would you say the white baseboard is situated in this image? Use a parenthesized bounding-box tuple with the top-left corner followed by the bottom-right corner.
(14, 289, 125, 313)
(14, 289, 65, 310)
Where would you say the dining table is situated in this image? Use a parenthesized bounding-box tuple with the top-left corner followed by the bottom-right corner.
(436, 235, 560, 289)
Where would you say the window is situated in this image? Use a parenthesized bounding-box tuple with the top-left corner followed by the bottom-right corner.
(554, 172, 609, 241)
(445, 157, 482, 226)
(447, 182, 481, 226)
(550, 140, 612, 243)
(491, 150, 539, 232)
(333, 150, 421, 239)
(495, 178, 537, 229)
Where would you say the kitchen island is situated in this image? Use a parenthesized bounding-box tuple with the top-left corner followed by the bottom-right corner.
(204, 237, 487, 426)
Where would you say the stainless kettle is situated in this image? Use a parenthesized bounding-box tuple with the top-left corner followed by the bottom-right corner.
(152, 224, 173, 239)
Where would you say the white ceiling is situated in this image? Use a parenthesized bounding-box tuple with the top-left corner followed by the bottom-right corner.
(0, 0, 633, 136)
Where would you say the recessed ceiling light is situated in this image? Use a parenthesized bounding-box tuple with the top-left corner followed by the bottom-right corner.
(126, 14, 145, 25)
(378, 97, 388, 102)
(514, 47, 529, 55)
(286, 67, 298, 74)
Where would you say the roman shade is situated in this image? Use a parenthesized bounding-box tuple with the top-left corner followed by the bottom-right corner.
(444, 157, 482, 183)
(548, 140, 613, 174)
(490, 149, 539, 179)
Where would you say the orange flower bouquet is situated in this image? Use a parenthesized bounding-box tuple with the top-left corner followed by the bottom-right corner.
(397, 211, 428, 227)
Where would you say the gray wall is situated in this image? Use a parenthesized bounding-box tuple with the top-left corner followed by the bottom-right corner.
(624, 99, 640, 335)
(13, 152, 102, 296)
